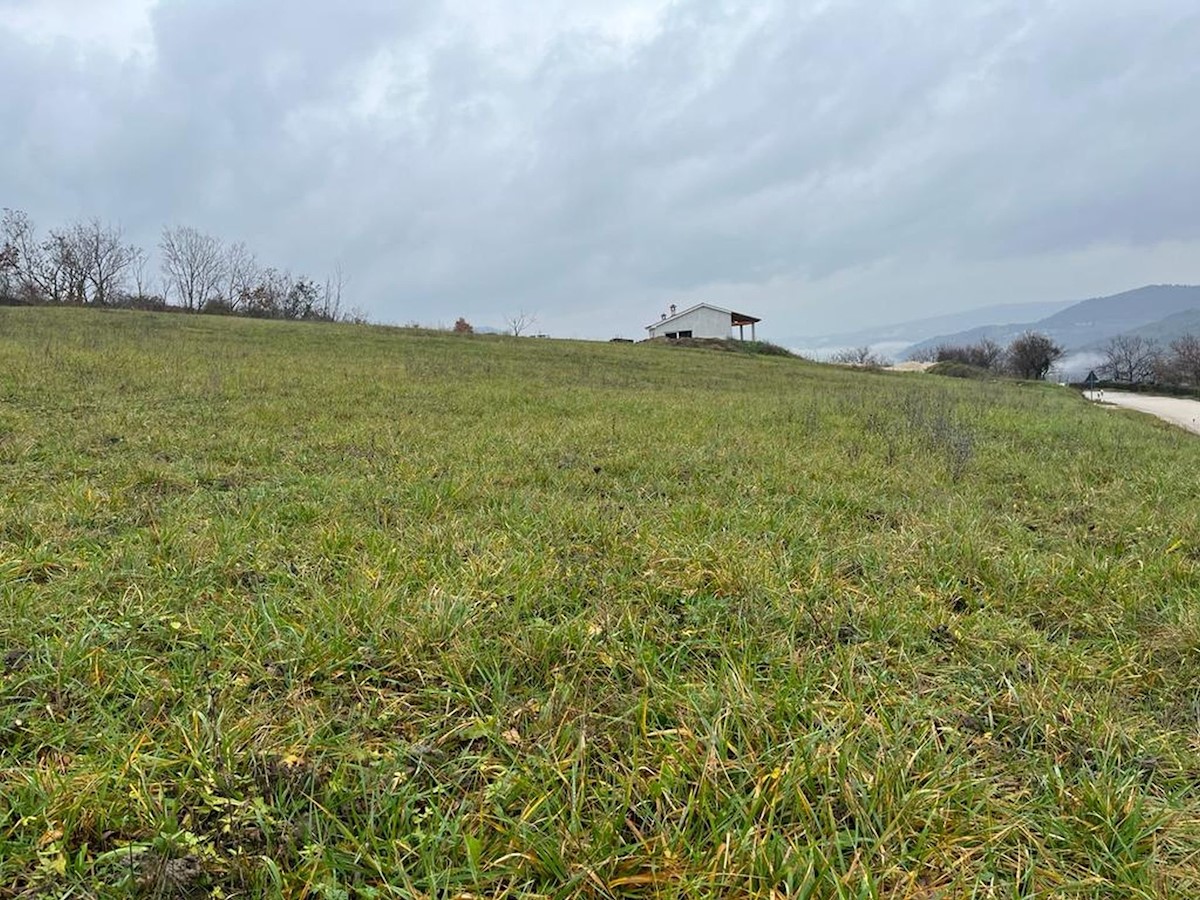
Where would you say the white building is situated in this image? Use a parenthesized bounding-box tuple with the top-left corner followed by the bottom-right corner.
(645, 303, 761, 341)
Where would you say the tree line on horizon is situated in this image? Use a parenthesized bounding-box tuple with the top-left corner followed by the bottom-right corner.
(1089, 333, 1200, 388)
(0, 208, 365, 323)
(837, 331, 1068, 380)
(913, 332, 1200, 389)
(909, 333, 1065, 380)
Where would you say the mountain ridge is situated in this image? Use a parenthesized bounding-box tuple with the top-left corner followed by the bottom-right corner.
(788, 299, 1075, 353)
(904, 284, 1200, 358)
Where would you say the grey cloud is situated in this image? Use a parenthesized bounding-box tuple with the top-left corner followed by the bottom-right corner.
(2, 0, 1198, 337)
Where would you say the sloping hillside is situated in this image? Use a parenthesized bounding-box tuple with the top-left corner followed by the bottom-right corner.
(1079, 308, 1200, 352)
(907, 284, 1200, 357)
(2, 307, 1199, 895)
(789, 299, 1074, 355)
(1037, 285, 1200, 346)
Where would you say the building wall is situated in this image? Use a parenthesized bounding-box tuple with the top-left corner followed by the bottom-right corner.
(648, 306, 731, 339)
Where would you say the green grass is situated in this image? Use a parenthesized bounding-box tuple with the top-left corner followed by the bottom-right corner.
(1, 307, 1199, 897)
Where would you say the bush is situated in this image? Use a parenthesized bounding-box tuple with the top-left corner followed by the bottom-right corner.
(119, 294, 173, 312)
(656, 337, 797, 358)
(934, 339, 1002, 370)
(927, 361, 992, 379)
(748, 340, 796, 357)
(201, 297, 238, 316)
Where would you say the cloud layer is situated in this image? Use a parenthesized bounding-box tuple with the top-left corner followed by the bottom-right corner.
(3, 0, 1198, 337)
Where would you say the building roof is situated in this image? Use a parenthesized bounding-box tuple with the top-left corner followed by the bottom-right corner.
(645, 302, 761, 331)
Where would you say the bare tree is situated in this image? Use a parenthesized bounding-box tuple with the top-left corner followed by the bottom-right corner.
(906, 346, 938, 363)
(2, 209, 34, 297)
(1166, 334, 1200, 386)
(2, 209, 56, 302)
(0, 235, 15, 301)
(1101, 334, 1160, 384)
(43, 226, 90, 303)
(129, 245, 152, 299)
(935, 338, 1003, 370)
(343, 305, 370, 325)
(223, 241, 258, 311)
(975, 338, 1004, 370)
(3, 208, 361, 328)
(505, 310, 536, 337)
(160, 225, 225, 310)
(1006, 332, 1064, 380)
(74, 218, 136, 305)
(3, 211, 137, 305)
(831, 345, 889, 367)
(319, 263, 347, 321)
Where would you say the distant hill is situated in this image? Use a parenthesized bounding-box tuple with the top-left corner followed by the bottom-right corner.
(1035, 285, 1200, 345)
(1077, 308, 1200, 352)
(792, 297, 1075, 350)
(906, 285, 1200, 358)
(788, 299, 1074, 357)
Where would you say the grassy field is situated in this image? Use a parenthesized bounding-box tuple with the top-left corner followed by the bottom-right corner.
(1, 307, 1199, 898)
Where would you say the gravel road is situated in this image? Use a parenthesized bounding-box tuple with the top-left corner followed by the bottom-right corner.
(1090, 390, 1200, 435)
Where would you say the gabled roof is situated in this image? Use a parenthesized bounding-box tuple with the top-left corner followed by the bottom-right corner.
(645, 302, 760, 331)
(646, 302, 724, 329)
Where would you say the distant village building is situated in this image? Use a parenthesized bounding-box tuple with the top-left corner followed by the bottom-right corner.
(645, 303, 761, 341)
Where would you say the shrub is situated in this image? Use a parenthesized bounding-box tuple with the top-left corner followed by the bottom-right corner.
(201, 297, 238, 316)
(927, 361, 991, 379)
(934, 339, 1003, 370)
(658, 337, 797, 358)
(748, 340, 796, 357)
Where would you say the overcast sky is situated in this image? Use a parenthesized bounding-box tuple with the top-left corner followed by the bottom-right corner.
(2, 0, 1198, 339)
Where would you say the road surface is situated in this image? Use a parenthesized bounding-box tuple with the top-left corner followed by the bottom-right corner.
(1090, 390, 1200, 435)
